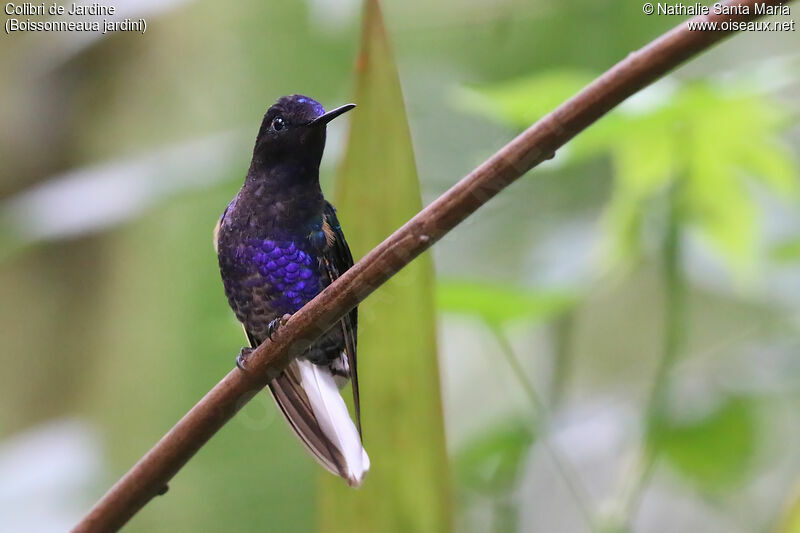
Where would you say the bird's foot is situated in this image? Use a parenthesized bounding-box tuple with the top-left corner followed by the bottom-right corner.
(267, 313, 292, 340)
(235, 347, 253, 371)
(157, 484, 169, 496)
(236, 314, 291, 371)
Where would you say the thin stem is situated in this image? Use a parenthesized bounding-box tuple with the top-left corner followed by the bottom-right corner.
(490, 324, 545, 411)
(619, 185, 687, 524)
(489, 324, 597, 531)
(650, 186, 687, 424)
(550, 311, 576, 408)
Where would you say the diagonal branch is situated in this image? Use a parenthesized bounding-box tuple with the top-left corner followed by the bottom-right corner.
(72, 1, 788, 530)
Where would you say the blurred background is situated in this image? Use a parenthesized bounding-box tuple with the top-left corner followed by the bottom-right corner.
(1, 0, 799, 532)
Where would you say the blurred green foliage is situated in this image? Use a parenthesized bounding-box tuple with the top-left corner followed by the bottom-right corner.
(455, 70, 596, 128)
(650, 395, 757, 494)
(437, 280, 577, 326)
(461, 72, 799, 279)
(455, 419, 535, 533)
(771, 237, 800, 263)
(457, 58, 800, 531)
(455, 418, 535, 496)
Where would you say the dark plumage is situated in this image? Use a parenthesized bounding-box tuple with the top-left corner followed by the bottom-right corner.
(214, 95, 367, 486)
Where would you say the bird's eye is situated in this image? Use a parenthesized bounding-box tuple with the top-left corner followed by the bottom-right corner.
(271, 117, 285, 132)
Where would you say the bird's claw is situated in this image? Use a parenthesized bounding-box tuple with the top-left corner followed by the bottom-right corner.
(236, 314, 291, 372)
(267, 313, 292, 340)
(235, 347, 253, 371)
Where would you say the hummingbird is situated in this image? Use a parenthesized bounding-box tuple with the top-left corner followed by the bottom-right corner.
(213, 95, 368, 487)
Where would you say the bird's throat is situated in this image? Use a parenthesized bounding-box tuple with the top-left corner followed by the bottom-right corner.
(240, 164, 325, 231)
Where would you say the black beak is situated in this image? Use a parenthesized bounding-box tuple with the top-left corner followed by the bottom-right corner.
(308, 103, 356, 127)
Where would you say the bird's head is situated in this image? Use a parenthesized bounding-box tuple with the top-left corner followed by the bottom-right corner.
(252, 94, 355, 170)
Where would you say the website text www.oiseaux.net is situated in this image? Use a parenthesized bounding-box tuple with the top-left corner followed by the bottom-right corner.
(641, 3, 795, 31)
(686, 18, 795, 31)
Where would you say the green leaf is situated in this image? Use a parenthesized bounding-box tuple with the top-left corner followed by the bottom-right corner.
(318, 2, 452, 532)
(675, 84, 796, 278)
(437, 280, 577, 326)
(651, 395, 757, 494)
(684, 131, 758, 278)
(455, 418, 536, 495)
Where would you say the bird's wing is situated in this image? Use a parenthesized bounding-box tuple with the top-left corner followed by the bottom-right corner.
(321, 202, 361, 437)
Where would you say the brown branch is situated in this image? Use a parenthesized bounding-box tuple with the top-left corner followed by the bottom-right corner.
(72, 1, 788, 530)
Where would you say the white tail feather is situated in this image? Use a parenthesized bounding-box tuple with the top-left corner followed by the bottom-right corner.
(294, 359, 370, 486)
